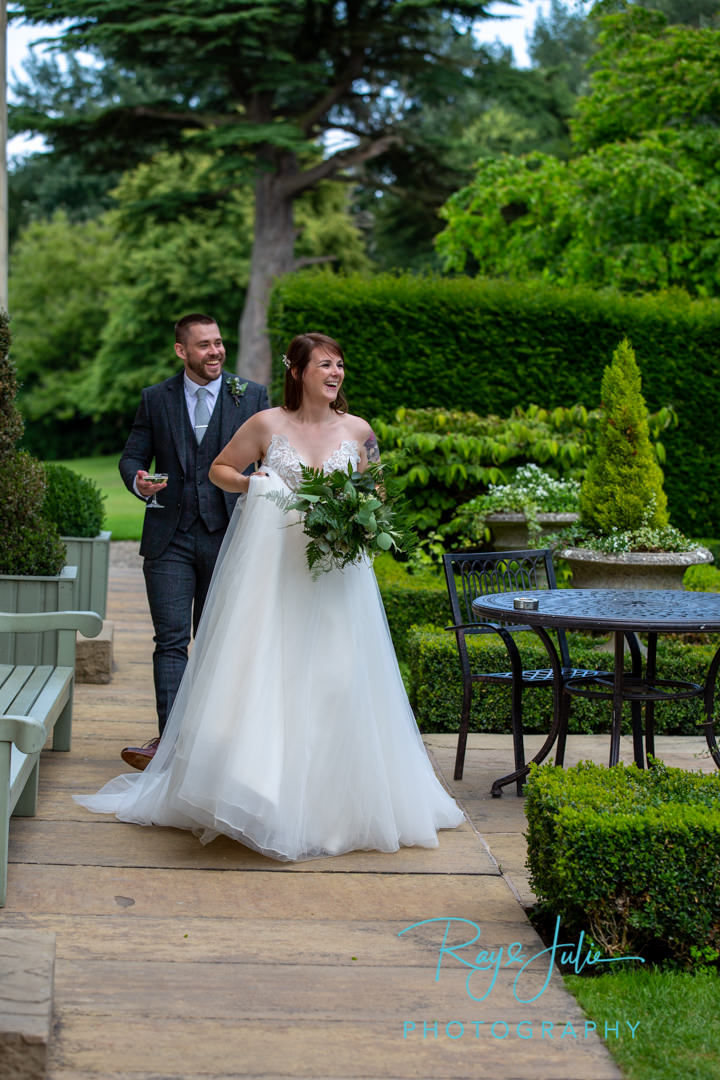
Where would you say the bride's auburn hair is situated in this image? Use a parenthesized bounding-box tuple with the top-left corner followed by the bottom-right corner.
(283, 332, 348, 414)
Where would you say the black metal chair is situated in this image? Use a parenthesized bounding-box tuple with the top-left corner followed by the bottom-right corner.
(442, 548, 638, 796)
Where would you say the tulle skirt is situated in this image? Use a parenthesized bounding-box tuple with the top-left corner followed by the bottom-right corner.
(75, 469, 464, 860)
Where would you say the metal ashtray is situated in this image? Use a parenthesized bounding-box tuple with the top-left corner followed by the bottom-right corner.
(513, 596, 539, 611)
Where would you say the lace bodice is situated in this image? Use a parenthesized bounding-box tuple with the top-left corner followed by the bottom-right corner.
(262, 432, 361, 490)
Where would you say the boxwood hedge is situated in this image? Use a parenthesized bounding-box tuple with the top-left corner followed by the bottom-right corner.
(525, 761, 720, 964)
(407, 624, 716, 737)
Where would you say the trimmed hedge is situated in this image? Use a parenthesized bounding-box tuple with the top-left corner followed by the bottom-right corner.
(42, 463, 106, 538)
(407, 625, 716, 736)
(374, 554, 448, 662)
(268, 271, 720, 535)
(685, 561, 720, 592)
(525, 761, 720, 964)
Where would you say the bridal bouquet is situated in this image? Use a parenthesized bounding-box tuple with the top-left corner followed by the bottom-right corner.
(268, 462, 416, 577)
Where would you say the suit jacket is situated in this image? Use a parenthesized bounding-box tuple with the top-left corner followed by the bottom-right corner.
(119, 371, 270, 559)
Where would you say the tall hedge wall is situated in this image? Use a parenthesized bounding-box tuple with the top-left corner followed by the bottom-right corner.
(268, 272, 720, 535)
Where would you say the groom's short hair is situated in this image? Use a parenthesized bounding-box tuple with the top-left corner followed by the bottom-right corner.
(175, 313, 218, 346)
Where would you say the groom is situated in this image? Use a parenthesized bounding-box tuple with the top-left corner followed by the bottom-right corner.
(119, 313, 269, 769)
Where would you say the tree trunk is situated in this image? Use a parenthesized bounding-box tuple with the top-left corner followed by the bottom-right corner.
(237, 155, 296, 385)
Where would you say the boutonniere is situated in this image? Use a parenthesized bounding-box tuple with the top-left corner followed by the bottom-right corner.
(225, 375, 248, 406)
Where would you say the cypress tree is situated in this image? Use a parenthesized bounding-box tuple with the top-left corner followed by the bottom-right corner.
(579, 338, 669, 535)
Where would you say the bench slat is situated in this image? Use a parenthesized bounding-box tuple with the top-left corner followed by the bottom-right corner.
(0, 667, 36, 715)
(25, 668, 73, 731)
(6, 667, 54, 718)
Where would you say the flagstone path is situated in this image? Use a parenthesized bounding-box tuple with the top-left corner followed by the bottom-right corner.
(3, 544, 714, 1078)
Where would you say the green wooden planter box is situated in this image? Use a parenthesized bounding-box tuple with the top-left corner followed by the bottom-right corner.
(61, 530, 112, 619)
(0, 566, 78, 665)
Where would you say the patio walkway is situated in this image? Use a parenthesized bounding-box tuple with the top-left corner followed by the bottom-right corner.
(3, 545, 714, 1079)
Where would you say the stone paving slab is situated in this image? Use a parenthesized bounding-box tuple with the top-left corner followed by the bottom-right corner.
(0, 928, 56, 1080)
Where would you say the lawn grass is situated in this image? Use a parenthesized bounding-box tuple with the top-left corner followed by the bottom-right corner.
(565, 969, 720, 1080)
(53, 454, 145, 541)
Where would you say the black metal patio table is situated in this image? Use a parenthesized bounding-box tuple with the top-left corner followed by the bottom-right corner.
(472, 588, 720, 773)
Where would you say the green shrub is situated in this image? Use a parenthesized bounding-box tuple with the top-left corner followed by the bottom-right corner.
(0, 453, 67, 576)
(685, 562, 720, 592)
(525, 761, 720, 964)
(370, 403, 671, 559)
(407, 625, 715, 735)
(0, 312, 23, 460)
(580, 339, 668, 534)
(0, 518, 68, 576)
(41, 462, 106, 537)
(0, 311, 66, 577)
(268, 271, 720, 536)
(374, 555, 448, 662)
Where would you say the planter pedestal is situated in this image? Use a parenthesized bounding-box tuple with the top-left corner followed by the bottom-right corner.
(559, 546, 714, 590)
(487, 512, 579, 552)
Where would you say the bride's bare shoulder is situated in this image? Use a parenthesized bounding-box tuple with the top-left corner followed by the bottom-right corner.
(343, 414, 380, 463)
(251, 407, 287, 438)
(343, 414, 375, 441)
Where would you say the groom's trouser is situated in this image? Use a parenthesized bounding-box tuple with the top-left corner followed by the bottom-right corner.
(143, 522, 226, 734)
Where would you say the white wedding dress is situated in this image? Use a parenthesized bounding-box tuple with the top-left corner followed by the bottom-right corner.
(76, 434, 464, 859)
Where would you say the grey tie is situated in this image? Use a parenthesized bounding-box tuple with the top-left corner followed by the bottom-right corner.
(194, 387, 211, 444)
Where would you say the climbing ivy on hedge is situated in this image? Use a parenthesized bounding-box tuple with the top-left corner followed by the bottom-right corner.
(268, 272, 720, 535)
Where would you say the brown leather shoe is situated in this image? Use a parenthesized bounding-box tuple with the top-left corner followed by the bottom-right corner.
(121, 737, 161, 771)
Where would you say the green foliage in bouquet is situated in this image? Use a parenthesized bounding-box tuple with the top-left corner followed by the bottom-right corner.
(41, 463, 106, 538)
(270, 462, 416, 578)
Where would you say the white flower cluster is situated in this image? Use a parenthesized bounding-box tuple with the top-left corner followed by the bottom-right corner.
(486, 464, 581, 513)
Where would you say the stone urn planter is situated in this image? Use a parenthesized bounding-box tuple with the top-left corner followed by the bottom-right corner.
(487, 512, 580, 552)
(559, 545, 714, 590)
(61, 529, 112, 618)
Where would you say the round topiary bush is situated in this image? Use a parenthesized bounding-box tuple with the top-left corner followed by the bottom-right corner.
(42, 463, 106, 537)
(0, 452, 66, 575)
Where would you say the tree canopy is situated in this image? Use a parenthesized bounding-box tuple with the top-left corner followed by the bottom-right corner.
(10, 0, 503, 381)
(435, 4, 720, 296)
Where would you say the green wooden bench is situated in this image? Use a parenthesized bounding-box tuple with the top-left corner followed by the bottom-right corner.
(0, 610, 103, 907)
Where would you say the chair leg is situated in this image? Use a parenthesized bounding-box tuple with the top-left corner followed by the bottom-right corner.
(555, 693, 570, 768)
(454, 680, 472, 781)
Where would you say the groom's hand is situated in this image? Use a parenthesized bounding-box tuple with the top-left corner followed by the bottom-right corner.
(136, 470, 168, 498)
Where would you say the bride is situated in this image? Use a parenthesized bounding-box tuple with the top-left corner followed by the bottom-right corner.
(76, 332, 464, 859)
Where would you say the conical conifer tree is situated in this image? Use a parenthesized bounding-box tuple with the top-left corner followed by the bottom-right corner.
(0, 310, 66, 574)
(579, 338, 669, 535)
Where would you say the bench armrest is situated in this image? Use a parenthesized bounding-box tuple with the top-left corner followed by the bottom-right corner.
(0, 715, 47, 754)
(0, 611, 103, 639)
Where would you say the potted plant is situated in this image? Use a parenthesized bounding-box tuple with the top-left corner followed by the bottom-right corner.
(559, 338, 712, 588)
(449, 463, 581, 551)
(41, 464, 111, 618)
(0, 311, 74, 665)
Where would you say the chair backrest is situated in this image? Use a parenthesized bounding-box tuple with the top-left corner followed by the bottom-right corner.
(442, 548, 571, 666)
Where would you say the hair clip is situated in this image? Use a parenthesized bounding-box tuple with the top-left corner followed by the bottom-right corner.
(281, 353, 291, 370)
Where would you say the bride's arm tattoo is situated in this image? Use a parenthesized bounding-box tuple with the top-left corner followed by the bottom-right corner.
(364, 431, 381, 463)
